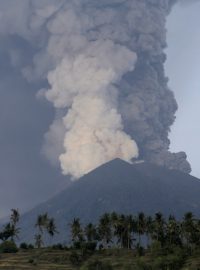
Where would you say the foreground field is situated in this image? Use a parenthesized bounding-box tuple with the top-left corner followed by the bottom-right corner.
(0, 248, 200, 270)
(0, 249, 136, 270)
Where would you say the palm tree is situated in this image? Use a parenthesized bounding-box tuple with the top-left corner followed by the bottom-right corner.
(70, 218, 84, 243)
(35, 213, 49, 231)
(137, 212, 146, 247)
(123, 215, 135, 249)
(110, 212, 118, 225)
(110, 212, 119, 246)
(35, 214, 44, 233)
(112, 214, 134, 249)
(146, 216, 154, 247)
(182, 212, 195, 250)
(152, 212, 166, 246)
(193, 219, 200, 247)
(1, 223, 13, 242)
(10, 209, 20, 227)
(47, 218, 58, 244)
(35, 213, 49, 246)
(6, 209, 21, 242)
(113, 214, 126, 248)
(166, 215, 181, 246)
(84, 223, 97, 242)
(34, 234, 43, 248)
(1, 222, 20, 242)
(98, 213, 112, 248)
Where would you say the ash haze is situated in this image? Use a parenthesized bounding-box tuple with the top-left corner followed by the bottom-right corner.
(0, 0, 199, 218)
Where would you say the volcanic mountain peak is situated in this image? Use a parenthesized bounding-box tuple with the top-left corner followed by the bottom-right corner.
(18, 159, 200, 243)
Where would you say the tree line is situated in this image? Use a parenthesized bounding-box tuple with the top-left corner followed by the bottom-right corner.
(69, 211, 200, 253)
(1, 209, 200, 252)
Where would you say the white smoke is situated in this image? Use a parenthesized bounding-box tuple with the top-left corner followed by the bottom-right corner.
(44, 37, 138, 178)
(0, 0, 139, 178)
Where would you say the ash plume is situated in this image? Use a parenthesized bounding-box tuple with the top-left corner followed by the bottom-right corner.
(0, 0, 191, 178)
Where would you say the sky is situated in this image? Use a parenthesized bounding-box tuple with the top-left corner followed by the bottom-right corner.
(166, 1, 200, 179)
(0, 1, 199, 219)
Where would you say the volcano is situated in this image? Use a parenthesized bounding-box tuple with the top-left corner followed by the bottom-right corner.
(18, 159, 200, 243)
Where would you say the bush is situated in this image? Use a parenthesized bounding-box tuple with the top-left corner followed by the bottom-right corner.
(20, 242, 28, 250)
(0, 241, 18, 253)
(152, 256, 166, 270)
(69, 251, 82, 266)
(164, 254, 185, 269)
(136, 245, 145, 257)
(28, 258, 37, 266)
(73, 241, 82, 249)
(135, 258, 152, 270)
(20, 242, 34, 250)
(83, 259, 113, 270)
(150, 241, 164, 257)
(52, 243, 65, 250)
(84, 242, 97, 252)
(28, 244, 34, 249)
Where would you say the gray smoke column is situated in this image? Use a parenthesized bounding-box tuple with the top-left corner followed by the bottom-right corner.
(0, 0, 191, 178)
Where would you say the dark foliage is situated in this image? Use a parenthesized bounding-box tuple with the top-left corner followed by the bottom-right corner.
(0, 241, 18, 253)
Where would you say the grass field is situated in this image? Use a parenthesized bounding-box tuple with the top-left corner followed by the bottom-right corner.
(0, 249, 138, 270)
(0, 248, 200, 270)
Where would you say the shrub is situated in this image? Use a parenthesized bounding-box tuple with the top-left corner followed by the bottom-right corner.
(84, 259, 113, 270)
(52, 243, 66, 250)
(69, 251, 82, 266)
(20, 242, 28, 250)
(82, 242, 97, 252)
(28, 258, 34, 264)
(136, 245, 145, 257)
(52, 243, 65, 250)
(28, 244, 34, 249)
(20, 242, 34, 250)
(73, 241, 82, 249)
(28, 258, 37, 266)
(152, 256, 166, 270)
(150, 241, 163, 256)
(0, 241, 18, 253)
(135, 258, 152, 270)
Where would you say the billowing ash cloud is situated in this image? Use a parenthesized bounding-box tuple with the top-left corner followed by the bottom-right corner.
(45, 38, 138, 178)
(0, 0, 191, 178)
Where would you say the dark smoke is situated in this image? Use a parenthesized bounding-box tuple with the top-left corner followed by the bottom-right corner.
(118, 0, 191, 173)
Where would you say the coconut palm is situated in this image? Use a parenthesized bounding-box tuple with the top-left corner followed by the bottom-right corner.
(84, 223, 97, 242)
(10, 209, 20, 227)
(47, 218, 58, 238)
(70, 218, 84, 243)
(182, 212, 195, 249)
(166, 215, 181, 246)
(153, 212, 165, 246)
(35, 212, 50, 246)
(34, 234, 43, 248)
(113, 214, 126, 248)
(35, 214, 45, 233)
(137, 212, 146, 247)
(146, 216, 154, 247)
(9, 209, 20, 242)
(98, 213, 112, 248)
(0, 222, 20, 242)
(123, 215, 135, 249)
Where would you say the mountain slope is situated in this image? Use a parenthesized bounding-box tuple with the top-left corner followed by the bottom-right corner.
(18, 159, 200, 243)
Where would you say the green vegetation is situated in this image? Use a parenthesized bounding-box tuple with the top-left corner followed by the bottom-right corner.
(1, 210, 200, 269)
